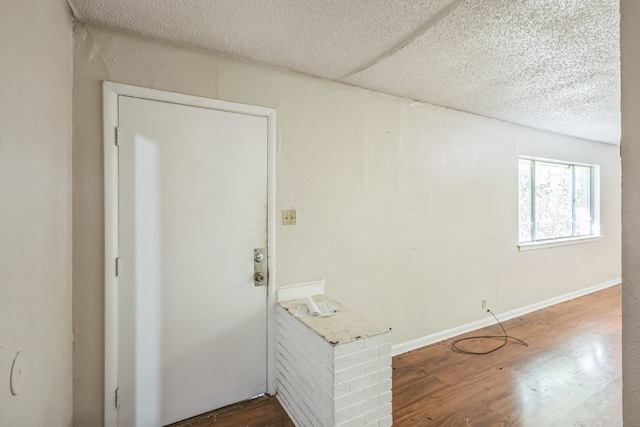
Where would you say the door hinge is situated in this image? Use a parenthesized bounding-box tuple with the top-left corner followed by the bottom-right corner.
(115, 127, 121, 146)
(115, 387, 120, 409)
(115, 257, 121, 277)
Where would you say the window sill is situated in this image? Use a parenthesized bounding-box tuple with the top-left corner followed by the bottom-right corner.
(518, 235, 603, 252)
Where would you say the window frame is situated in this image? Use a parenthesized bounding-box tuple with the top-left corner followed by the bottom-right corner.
(518, 156, 601, 250)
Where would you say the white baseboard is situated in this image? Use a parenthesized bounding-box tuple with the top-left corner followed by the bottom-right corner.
(392, 278, 621, 356)
(277, 280, 325, 302)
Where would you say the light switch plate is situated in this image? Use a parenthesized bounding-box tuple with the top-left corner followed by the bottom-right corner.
(282, 209, 296, 225)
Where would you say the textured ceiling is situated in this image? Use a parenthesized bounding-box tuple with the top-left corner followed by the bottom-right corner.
(67, 0, 621, 144)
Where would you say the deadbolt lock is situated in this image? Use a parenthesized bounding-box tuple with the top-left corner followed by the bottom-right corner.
(254, 248, 267, 286)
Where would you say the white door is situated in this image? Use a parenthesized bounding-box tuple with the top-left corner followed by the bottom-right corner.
(117, 95, 268, 426)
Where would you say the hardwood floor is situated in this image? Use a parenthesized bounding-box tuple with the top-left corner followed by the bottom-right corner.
(167, 395, 294, 427)
(171, 285, 621, 426)
(393, 285, 621, 426)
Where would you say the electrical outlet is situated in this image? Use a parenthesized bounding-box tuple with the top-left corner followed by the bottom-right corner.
(481, 298, 487, 310)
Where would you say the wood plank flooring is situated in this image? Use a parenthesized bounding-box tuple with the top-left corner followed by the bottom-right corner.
(393, 285, 621, 426)
(168, 395, 294, 427)
(170, 285, 621, 426)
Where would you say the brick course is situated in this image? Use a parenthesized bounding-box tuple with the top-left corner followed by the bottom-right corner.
(276, 299, 392, 427)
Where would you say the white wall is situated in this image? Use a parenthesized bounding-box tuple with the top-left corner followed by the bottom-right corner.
(0, 0, 73, 425)
(621, 1, 640, 424)
(72, 24, 621, 425)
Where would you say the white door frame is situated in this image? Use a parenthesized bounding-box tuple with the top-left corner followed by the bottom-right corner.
(102, 81, 277, 427)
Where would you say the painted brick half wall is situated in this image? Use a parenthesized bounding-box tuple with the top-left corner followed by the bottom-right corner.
(276, 297, 392, 426)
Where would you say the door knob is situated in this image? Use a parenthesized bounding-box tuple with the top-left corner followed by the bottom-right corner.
(254, 248, 268, 286)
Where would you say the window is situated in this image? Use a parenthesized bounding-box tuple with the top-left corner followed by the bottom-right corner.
(518, 157, 599, 244)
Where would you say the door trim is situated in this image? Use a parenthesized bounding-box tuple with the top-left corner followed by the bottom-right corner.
(102, 81, 277, 427)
